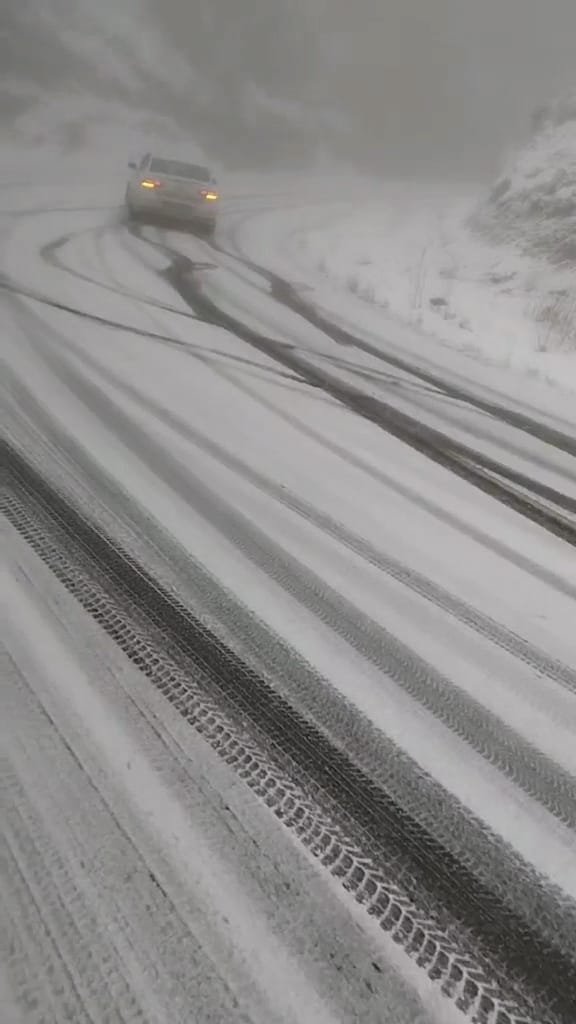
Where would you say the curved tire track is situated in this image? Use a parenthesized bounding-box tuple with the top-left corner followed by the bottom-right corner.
(163, 251, 576, 547)
(30, 333, 576, 836)
(11, 334, 576, 996)
(3, 449, 573, 1024)
(66, 339, 576, 701)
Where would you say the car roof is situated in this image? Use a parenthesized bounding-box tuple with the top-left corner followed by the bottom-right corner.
(148, 155, 212, 171)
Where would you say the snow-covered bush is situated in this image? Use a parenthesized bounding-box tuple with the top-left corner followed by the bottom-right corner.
(472, 95, 576, 265)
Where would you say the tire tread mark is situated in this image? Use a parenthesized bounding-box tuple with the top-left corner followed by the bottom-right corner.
(167, 258, 576, 547)
(2, 445, 573, 1023)
(19, 338, 576, 829)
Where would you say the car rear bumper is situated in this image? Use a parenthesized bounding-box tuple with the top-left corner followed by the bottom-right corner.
(128, 190, 216, 221)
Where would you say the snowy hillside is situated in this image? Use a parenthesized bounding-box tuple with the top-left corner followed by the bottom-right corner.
(292, 183, 576, 395)
(473, 95, 576, 265)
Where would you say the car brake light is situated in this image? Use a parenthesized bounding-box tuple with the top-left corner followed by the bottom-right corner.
(201, 189, 219, 201)
(140, 179, 161, 189)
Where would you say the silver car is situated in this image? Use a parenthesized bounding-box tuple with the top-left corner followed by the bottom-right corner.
(125, 154, 219, 234)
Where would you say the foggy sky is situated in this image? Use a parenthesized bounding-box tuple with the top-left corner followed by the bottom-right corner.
(150, 0, 576, 176)
(6, 0, 576, 177)
(316, 0, 576, 175)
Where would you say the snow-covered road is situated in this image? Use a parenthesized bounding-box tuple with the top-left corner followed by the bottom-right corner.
(4, 531, 432, 1024)
(2, 169, 576, 1024)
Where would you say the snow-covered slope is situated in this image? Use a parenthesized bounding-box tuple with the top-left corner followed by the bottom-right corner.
(279, 95, 576, 394)
(287, 187, 576, 395)
(473, 95, 576, 265)
(279, 96, 576, 395)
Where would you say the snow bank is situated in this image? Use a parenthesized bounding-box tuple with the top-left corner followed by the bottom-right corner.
(295, 184, 576, 395)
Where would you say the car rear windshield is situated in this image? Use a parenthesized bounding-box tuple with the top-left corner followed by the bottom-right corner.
(149, 159, 211, 181)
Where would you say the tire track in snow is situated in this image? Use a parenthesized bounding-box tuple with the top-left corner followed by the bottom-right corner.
(32, 332, 576, 835)
(168, 211, 576, 497)
(10, 332, 576, 1013)
(12, 255, 575, 693)
(3, 453, 571, 1024)
(70, 340, 576, 701)
(161, 324, 576, 601)
(160, 247, 576, 546)
(212, 217, 576, 458)
(38, 222, 201, 319)
(27, 216, 576, 564)
(5, 365, 575, 931)
(4, 193, 573, 1024)
(167, 319, 576, 598)
(28, 318, 576, 766)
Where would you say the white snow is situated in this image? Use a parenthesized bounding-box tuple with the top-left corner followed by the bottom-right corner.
(3, 211, 576, 903)
(3, 571, 342, 1024)
(3, 58, 576, 1022)
(275, 187, 576, 396)
(1, 531, 444, 1024)
(260, 99, 576, 399)
(474, 93, 576, 263)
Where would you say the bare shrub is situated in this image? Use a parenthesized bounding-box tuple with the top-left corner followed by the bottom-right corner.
(410, 245, 428, 312)
(347, 273, 360, 295)
(529, 291, 576, 351)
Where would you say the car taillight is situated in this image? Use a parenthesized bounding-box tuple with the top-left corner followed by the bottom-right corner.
(140, 179, 161, 189)
(201, 189, 219, 201)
